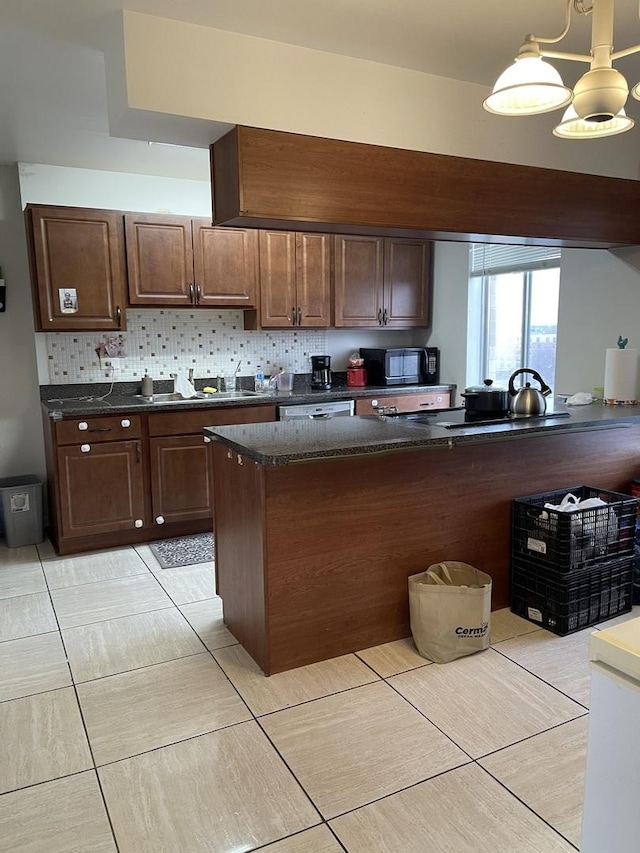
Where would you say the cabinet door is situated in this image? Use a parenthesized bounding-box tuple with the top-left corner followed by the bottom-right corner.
(333, 235, 384, 327)
(193, 222, 258, 307)
(125, 214, 194, 305)
(383, 238, 431, 327)
(259, 231, 297, 327)
(150, 435, 213, 525)
(295, 233, 331, 327)
(56, 440, 145, 538)
(26, 205, 126, 331)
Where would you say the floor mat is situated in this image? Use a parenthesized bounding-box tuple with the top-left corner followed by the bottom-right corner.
(149, 533, 214, 569)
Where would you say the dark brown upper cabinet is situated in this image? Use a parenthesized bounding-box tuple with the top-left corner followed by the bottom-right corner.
(26, 205, 126, 331)
(244, 230, 331, 329)
(333, 235, 430, 328)
(125, 213, 257, 308)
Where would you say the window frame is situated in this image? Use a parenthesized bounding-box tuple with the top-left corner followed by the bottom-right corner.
(467, 245, 561, 388)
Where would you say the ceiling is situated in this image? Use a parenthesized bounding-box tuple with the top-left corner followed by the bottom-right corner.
(3, 0, 640, 181)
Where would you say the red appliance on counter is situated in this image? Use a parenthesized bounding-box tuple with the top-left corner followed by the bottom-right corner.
(347, 367, 367, 387)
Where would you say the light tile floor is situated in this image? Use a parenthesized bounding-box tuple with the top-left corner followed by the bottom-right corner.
(0, 538, 638, 852)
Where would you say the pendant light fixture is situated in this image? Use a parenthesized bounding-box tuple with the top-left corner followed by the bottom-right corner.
(483, 0, 640, 139)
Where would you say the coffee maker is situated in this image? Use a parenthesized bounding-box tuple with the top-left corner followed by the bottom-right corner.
(311, 355, 332, 390)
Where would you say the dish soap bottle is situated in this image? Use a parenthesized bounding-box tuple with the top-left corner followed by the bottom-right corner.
(254, 364, 265, 392)
(141, 371, 153, 397)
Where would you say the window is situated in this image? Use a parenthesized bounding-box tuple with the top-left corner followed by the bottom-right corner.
(467, 244, 561, 388)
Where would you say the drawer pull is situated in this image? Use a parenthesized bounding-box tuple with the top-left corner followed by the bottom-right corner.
(121, 419, 131, 428)
(203, 436, 211, 443)
(155, 515, 165, 524)
(80, 444, 91, 453)
(135, 519, 144, 528)
(78, 422, 88, 431)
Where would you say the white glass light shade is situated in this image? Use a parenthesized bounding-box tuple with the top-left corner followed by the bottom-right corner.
(631, 80, 640, 101)
(572, 67, 629, 121)
(553, 105, 634, 138)
(483, 56, 573, 115)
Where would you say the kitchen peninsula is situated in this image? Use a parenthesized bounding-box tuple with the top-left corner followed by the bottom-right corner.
(206, 406, 640, 675)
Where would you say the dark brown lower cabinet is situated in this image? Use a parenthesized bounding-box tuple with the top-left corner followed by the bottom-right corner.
(44, 404, 277, 555)
(56, 440, 146, 539)
(149, 435, 213, 525)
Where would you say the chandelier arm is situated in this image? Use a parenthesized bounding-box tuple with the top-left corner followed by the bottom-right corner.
(539, 48, 593, 63)
(611, 44, 640, 60)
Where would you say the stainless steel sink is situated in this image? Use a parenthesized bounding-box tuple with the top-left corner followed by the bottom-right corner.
(134, 391, 266, 405)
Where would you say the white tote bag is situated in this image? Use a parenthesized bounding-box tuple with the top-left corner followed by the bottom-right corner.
(408, 562, 492, 664)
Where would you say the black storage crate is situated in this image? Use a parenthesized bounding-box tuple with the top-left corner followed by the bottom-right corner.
(511, 556, 633, 636)
(512, 485, 638, 572)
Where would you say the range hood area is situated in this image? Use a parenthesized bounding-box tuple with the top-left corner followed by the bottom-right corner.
(210, 126, 640, 249)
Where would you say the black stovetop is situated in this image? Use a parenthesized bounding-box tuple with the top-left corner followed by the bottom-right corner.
(396, 409, 571, 429)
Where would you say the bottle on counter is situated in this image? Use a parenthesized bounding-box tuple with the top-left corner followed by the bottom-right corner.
(141, 371, 153, 397)
(254, 364, 265, 391)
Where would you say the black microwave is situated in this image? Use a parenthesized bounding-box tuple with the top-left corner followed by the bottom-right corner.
(359, 347, 440, 386)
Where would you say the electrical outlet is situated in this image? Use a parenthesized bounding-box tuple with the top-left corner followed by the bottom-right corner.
(109, 357, 121, 376)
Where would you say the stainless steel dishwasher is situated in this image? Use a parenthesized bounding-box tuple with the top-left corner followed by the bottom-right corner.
(278, 400, 354, 420)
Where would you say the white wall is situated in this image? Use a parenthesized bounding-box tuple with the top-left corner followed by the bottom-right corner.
(18, 163, 212, 216)
(0, 166, 46, 480)
(555, 250, 640, 396)
(114, 11, 640, 180)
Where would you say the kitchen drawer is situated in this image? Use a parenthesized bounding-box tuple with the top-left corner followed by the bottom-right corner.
(355, 391, 450, 415)
(54, 415, 142, 445)
(148, 404, 277, 437)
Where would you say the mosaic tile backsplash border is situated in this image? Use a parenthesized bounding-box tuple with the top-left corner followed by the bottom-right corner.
(43, 309, 330, 384)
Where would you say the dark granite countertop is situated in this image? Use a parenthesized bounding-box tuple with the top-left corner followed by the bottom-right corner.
(203, 402, 640, 465)
(40, 379, 456, 418)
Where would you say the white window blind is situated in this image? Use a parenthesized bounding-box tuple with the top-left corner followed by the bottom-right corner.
(470, 244, 561, 276)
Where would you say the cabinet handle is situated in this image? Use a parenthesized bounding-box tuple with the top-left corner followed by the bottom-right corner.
(78, 422, 88, 431)
(189, 284, 195, 303)
(292, 306, 297, 326)
(377, 308, 383, 326)
(80, 444, 91, 453)
(195, 284, 202, 304)
(121, 419, 131, 428)
(116, 306, 122, 328)
(135, 519, 144, 528)
(383, 308, 388, 325)
(155, 515, 165, 525)
(203, 436, 211, 443)
(297, 306, 302, 326)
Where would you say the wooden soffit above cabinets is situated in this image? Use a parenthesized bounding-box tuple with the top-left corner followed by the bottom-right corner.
(210, 126, 640, 249)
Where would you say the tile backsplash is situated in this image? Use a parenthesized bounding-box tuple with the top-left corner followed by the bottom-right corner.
(43, 309, 329, 384)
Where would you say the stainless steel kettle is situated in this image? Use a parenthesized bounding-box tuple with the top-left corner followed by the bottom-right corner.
(508, 368, 552, 417)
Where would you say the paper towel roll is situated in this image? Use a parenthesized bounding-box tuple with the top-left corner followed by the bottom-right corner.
(604, 348, 638, 403)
